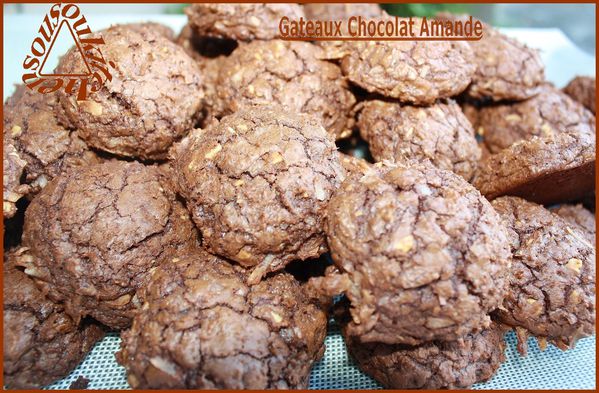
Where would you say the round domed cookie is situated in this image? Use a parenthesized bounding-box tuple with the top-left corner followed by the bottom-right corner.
(342, 315, 507, 389)
(20, 161, 198, 329)
(478, 84, 595, 154)
(550, 204, 596, 246)
(217, 40, 356, 139)
(563, 76, 596, 114)
(491, 196, 595, 356)
(117, 249, 327, 389)
(56, 24, 205, 160)
(185, 3, 305, 42)
(3, 85, 103, 218)
(4, 248, 105, 389)
(331, 17, 475, 104)
(175, 107, 344, 283)
(473, 126, 595, 205)
(303, 3, 383, 20)
(310, 162, 511, 345)
(358, 99, 481, 181)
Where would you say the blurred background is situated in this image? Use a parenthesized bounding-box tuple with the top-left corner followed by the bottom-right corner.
(4, 3, 596, 54)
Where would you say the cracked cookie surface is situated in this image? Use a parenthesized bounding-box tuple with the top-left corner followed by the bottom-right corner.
(474, 126, 596, 205)
(327, 18, 475, 104)
(477, 84, 595, 154)
(358, 99, 481, 181)
(185, 3, 304, 41)
(3, 248, 104, 389)
(563, 76, 596, 114)
(342, 312, 507, 389)
(21, 161, 197, 329)
(176, 108, 344, 282)
(311, 162, 511, 344)
(217, 40, 356, 139)
(117, 249, 327, 389)
(3, 85, 103, 218)
(550, 204, 596, 246)
(56, 24, 205, 160)
(491, 197, 595, 355)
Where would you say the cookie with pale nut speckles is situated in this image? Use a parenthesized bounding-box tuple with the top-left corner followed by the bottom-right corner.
(491, 196, 595, 356)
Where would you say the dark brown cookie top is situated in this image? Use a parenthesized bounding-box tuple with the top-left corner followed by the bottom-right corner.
(358, 99, 481, 181)
(473, 126, 596, 205)
(217, 40, 356, 139)
(550, 204, 596, 246)
(303, 3, 383, 20)
(185, 3, 305, 41)
(478, 84, 595, 154)
(3, 86, 103, 218)
(563, 76, 596, 114)
(124, 21, 175, 41)
(3, 248, 105, 389)
(491, 197, 595, 355)
(117, 249, 327, 389)
(176, 107, 344, 283)
(329, 18, 475, 104)
(311, 162, 511, 344)
(20, 161, 197, 329)
(56, 24, 205, 160)
(343, 317, 507, 389)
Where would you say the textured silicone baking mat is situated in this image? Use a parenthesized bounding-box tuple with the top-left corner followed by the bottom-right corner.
(45, 324, 596, 390)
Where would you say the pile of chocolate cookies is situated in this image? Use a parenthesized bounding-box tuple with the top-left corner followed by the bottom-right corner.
(3, 4, 595, 390)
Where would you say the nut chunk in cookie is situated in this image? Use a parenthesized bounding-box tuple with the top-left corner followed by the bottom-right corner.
(176, 108, 344, 283)
(218, 40, 356, 140)
(311, 162, 511, 345)
(342, 312, 508, 389)
(117, 249, 327, 389)
(3, 248, 105, 389)
(358, 99, 481, 181)
(20, 161, 197, 329)
(492, 197, 595, 356)
(56, 24, 205, 160)
(185, 3, 305, 42)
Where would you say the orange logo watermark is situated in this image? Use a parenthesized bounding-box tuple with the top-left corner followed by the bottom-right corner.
(22, 3, 114, 100)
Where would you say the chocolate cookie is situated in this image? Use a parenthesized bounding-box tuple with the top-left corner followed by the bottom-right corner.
(358, 99, 481, 181)
(126, 21, 175, 41)
(56, 24, 205, 160)
(310, 162, 511, 344)
(20, 161, 197, 329)
(3, 85, 103, 218)
(467, 25, 544, 101)
(3, 248, 105, 389)
(491, 197, 595, 355)
(117, 249, 327, 389)
(343, 316, 507, 389)
(478, 84, 595, 154)
(473, 126, 596, 205)
(185, 3, 305, 42)
(303, 3, 383, 20)
(550, 204, 596, 246)
(330, 18, 475, 104)
(217, 40, 356, 139)
(176, 108, 344, 283)
(563, 76, 596, 114)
